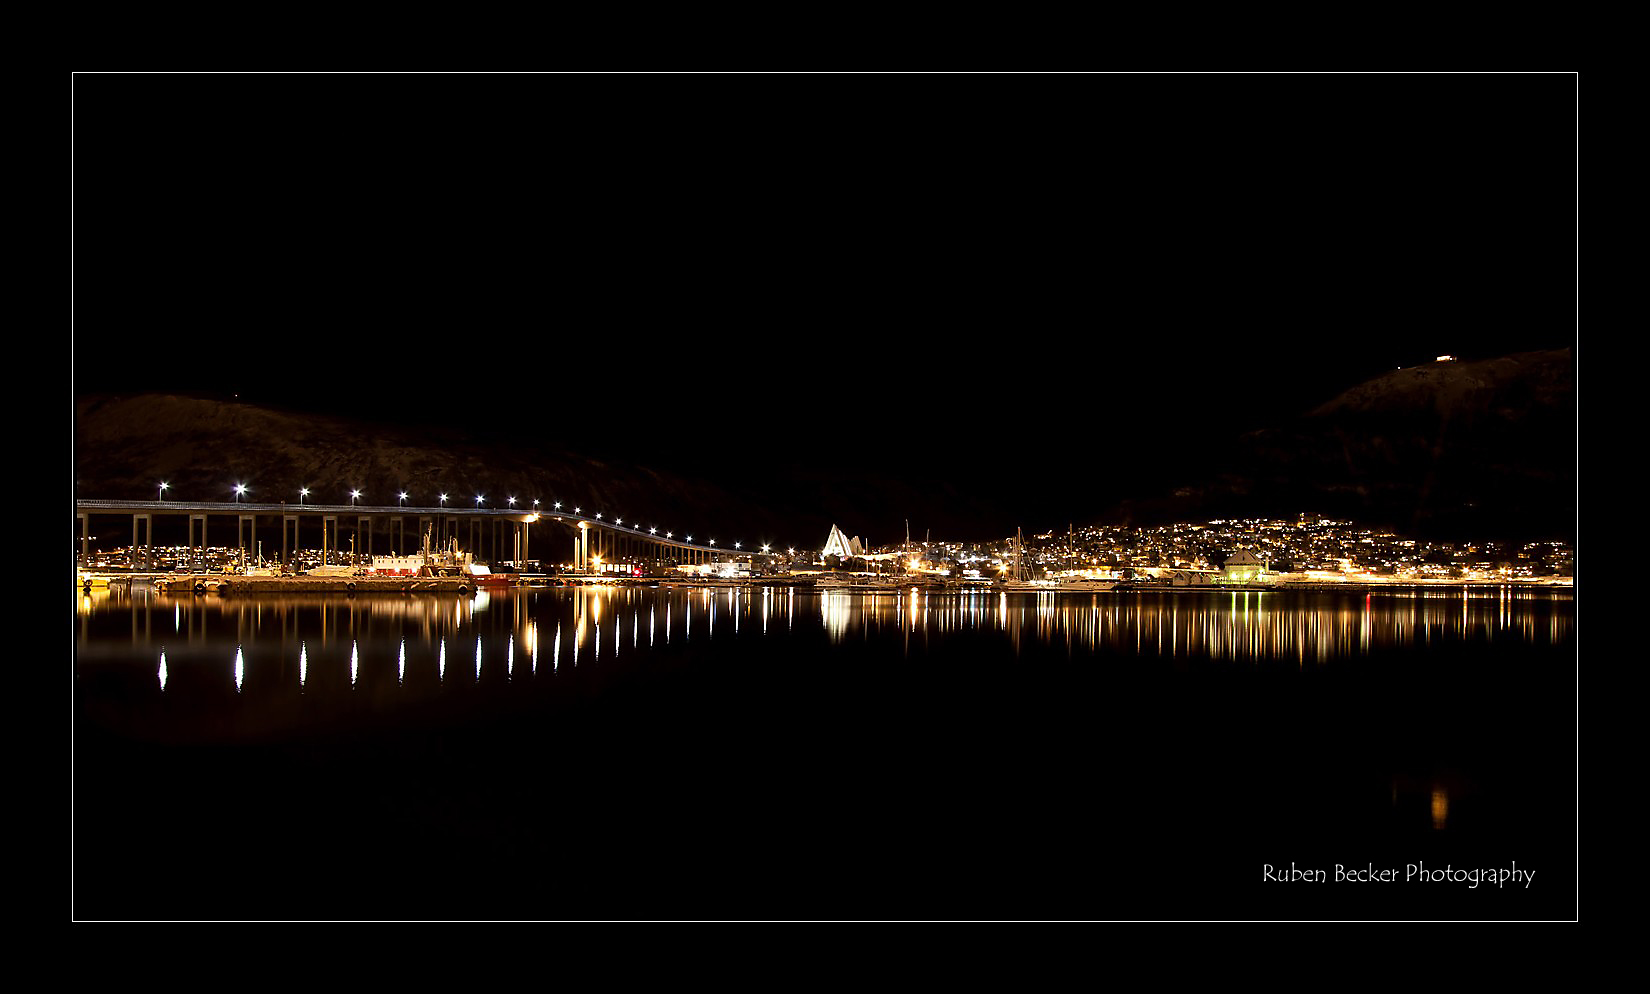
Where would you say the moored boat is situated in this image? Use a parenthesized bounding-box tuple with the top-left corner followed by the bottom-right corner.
(463, 562, 515, 587)
(1050, 577, 1119, 592)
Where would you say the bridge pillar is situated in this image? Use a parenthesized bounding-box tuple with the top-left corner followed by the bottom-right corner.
(188, 514, 207, 571)
(237, 514, 255, 568)
(130, 513, 152, 570)
(358, 516, 372, 563)
(418, 516, 433, 554)
(282, 515, 299, 565)
(322, 516, 337, 566)
(78, 513, 89, 566)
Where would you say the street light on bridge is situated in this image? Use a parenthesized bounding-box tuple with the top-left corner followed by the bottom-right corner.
(300, 487, 309, 505)
(439, 493, 448, 507)
(509, 497, 517, 508)
(158, 482, 168, 501)
(233, 483, 247, 503)
(399, 491, 408, 507)
(476, 495, 485, 507)
(350, 489, 362, 506)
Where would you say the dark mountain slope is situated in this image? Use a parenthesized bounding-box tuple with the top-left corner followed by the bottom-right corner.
(1110, 349, 1575, 541)
(73, 394, 813, 549)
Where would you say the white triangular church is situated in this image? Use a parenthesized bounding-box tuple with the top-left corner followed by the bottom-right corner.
(822, 524, 865, 559)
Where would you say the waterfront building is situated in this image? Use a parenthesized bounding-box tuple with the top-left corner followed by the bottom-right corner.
(1223, 548, 1267, 585)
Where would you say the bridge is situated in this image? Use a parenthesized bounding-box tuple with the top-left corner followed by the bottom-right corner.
(73, 499, 776, 574)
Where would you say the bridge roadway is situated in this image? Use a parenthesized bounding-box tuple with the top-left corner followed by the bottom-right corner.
(73, 499, 769, 572)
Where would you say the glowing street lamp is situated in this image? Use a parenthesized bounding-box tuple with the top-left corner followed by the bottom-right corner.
(508, 497, 517, 507)
(350, 489, 362, 506)
(734, 542, 741, 550)
(595, 512, 603, 520)
(553, 501, 561, 511)
(299, 487, 309, 505)
(157, 482, 169, 501)
(615, 517, 623, 526)
(233, 483, 247, 503)
(399, 491, 408, 507)
(650, 527, 657, 535)
(439, 493, 449, 507)
(476, 495, 485, 507)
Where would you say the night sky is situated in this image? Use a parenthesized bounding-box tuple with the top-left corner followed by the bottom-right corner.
(73, 73, 1576, 529)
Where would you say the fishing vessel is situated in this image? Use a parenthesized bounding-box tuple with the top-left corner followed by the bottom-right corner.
(355, 531, 518, 586)
(417, 533, 517, 586)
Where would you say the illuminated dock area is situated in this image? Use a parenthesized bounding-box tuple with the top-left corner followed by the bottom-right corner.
(145, 574, 479, 595)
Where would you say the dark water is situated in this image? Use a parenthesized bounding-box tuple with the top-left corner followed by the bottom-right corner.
(74, 584, 1576, 920)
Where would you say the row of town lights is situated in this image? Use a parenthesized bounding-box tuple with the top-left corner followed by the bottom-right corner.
(158, 482, 773, 552)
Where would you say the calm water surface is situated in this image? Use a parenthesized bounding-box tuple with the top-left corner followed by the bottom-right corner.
(74, 584, 1576, 919)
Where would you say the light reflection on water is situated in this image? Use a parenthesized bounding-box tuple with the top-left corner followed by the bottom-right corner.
(74, 582, 1578, 920)
(76, 585, 1573, 705)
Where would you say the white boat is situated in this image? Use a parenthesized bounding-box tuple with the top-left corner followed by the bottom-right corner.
(816, 574, 906, 590)
(997, 528, 1048, 591)
(1050, 577, 1119, 592)
(998, 578, 1056, 593)
(304, 564, 359, 578)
